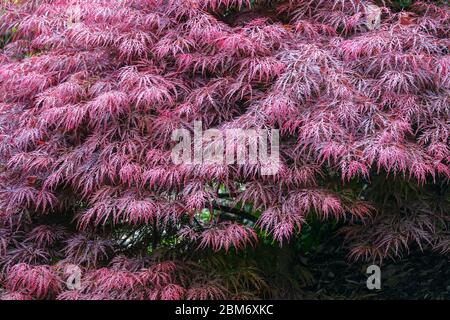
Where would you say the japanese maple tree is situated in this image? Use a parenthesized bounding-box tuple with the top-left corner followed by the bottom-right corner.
(0, 0, 448, 299)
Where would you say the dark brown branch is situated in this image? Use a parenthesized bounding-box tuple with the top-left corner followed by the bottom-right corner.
(212, 202, 257, 223)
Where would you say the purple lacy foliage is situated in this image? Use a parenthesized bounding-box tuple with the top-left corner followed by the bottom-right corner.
(0, 0, 448, 299)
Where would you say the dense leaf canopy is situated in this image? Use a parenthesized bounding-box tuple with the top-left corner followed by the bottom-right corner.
(0, 0, 448, 299)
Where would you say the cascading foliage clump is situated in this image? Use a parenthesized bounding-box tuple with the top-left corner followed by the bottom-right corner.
(0, 0, 448, 299)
